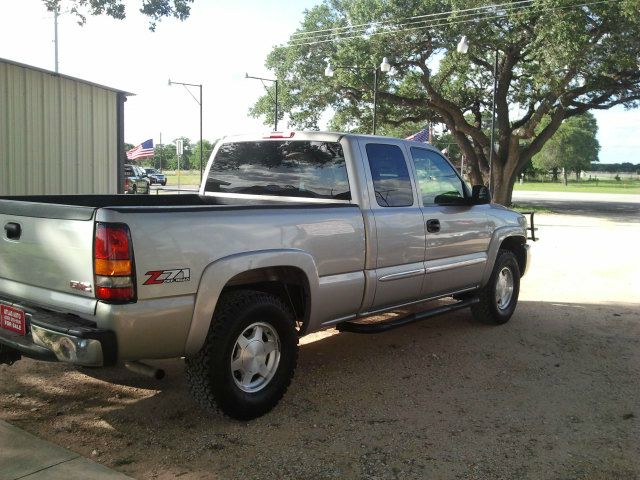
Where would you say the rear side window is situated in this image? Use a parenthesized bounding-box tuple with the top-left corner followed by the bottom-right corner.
(365, 143, 414, 207)
(205, 141, 350, 200)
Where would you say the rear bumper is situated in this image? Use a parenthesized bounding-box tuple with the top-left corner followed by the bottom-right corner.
(0, 298, 116, 366)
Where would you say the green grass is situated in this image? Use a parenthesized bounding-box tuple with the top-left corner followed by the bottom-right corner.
(513, 180, 640, 194)
(163, 171, 202, 187)
(510, 204, 554, 214)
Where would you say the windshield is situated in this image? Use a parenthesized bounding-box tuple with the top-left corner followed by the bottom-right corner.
(204, 140, 351, 200)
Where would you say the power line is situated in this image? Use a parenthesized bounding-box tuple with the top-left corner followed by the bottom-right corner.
(287, 0, 619, 47)
(290, 0, 535, 39)
(308, 1, 536, 43)
(289, 0, 614, 46)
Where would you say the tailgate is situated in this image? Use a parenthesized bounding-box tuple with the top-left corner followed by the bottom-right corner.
(0, 201, 97, 300)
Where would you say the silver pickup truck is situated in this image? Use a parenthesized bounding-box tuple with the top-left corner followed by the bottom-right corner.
(0, 132, 531, 419)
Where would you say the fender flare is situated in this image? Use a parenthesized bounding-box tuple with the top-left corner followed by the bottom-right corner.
(481, 226, 527, 287)
(184, 249, 319, 356)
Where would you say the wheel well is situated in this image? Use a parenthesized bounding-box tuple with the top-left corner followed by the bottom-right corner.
(499, 236, 526, 277)
(223, 267, 310, 334)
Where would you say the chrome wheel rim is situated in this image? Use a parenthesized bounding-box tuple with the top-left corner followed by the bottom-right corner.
(495, 267, 514, 310)
(231, 322, 281, 393)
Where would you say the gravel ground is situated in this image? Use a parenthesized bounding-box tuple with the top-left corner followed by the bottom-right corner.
(1, 209, 639, 480)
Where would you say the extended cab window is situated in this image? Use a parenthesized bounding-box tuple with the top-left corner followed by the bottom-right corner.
(365, 143, 414, 207)
(410, 148, 465, 205)
(205, 141, 350, 200)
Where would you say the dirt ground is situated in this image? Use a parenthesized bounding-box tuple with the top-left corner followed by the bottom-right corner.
(1, 206, 639, 480)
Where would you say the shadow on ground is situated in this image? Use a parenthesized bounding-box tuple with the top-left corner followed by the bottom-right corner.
(1, 300, 639, 480)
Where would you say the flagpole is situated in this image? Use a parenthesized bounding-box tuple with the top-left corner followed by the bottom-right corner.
(159, 132, 162, 171)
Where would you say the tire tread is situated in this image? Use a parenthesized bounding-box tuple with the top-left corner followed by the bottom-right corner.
(185, 289, 298, 419)
(471, 249, 520, 325)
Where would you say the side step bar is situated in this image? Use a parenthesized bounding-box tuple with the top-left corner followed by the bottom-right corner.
(336, 297, 480, 334)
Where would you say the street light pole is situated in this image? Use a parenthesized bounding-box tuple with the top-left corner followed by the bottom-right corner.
(168, 79, 204, 180)
(325, 57, 390, 135)
(488, 48, 499, 194)
(372, 69, 379, 135)
(245, 74, 279, 130)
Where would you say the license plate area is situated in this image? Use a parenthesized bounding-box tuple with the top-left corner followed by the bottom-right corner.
(1, 304, 27, 335)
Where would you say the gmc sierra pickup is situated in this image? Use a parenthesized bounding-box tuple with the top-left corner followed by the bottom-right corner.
(0, 131, 531, 419)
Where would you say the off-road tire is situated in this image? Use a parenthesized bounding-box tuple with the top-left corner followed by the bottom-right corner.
(471, 249, 520, 325)
(185, 289, 298, 420)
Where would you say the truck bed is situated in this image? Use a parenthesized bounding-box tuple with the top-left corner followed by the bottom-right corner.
(0, 194, 349, 220)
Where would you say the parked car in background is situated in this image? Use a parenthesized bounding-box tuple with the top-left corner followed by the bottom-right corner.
(124, 164, 151, 194)
(144, 168, 167, 186)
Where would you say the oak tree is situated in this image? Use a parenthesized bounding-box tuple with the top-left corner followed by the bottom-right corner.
(251, 0, 640, 204)
(43, 0, 193, 30)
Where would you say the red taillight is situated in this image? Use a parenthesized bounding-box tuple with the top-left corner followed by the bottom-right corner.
(95, 286, 135, 301)
(95, 224, 130, 260)
(264, 131, 295, 139)
(94, 223, 135, 303)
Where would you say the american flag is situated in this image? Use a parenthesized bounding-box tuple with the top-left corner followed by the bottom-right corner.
(406, 128, 430, 143)
(126, 139, 154, 160)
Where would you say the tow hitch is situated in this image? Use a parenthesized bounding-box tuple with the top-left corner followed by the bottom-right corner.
(0, 344, 21, 365)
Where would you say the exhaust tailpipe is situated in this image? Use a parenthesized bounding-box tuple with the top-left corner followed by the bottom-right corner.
(124, 361, 165, 380)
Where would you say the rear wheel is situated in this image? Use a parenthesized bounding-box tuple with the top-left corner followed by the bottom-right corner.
(185, 290, 298, 420)
(471, 249, 520, 325)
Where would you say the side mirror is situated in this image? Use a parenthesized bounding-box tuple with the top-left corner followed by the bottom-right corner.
(471, 185, 491, 205)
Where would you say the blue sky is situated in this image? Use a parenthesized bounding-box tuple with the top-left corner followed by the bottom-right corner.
(1, 0, 637, 164)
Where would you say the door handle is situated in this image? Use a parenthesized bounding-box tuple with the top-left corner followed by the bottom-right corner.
(4, 222, 21, 240)
(426, 219, 440, 233)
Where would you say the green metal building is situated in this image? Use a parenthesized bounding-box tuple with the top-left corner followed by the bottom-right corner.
(0, 58, 131, 195)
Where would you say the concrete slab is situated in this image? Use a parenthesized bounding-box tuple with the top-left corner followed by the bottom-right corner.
(0, 421, 78, 480)
(0, 421, 131, 480)
(20, 457, 131, 479)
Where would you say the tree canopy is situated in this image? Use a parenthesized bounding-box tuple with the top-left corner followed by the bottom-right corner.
(251, 0, 640, 204)
(533, 113, 600, 180)
(43, 0, 193, 30)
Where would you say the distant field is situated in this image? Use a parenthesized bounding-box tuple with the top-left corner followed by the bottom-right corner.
(514, 180, 640, 194)
(157, 173, 640, 194)
(163, 171, 201, 187)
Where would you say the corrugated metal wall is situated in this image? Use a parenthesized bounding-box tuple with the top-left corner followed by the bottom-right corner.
(0, 60, 119, 195)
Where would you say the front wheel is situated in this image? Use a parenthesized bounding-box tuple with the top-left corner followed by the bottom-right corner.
(471, 249, 520, 325)
(185, 290, 298, 420)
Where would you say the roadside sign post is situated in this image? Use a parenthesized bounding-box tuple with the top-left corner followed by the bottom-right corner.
(176, 139, 184, 191)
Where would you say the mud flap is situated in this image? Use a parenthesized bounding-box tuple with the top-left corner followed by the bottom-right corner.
(0, 344, 21, 365)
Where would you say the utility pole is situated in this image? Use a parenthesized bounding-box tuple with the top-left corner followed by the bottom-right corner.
(54, 6, 59, 73)
(168, 79, 203, 179)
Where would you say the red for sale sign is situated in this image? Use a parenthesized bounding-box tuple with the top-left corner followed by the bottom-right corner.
(0, 305, 26, 335)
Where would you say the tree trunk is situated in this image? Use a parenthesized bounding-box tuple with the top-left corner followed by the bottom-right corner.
(563, 169, 568, 186)
(575, 170, 580, 181)
(552, 168, 559, 182)
(487, 136, 521, 206)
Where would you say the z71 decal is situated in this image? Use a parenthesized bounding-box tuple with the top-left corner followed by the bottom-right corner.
(144, 269, 191, 285)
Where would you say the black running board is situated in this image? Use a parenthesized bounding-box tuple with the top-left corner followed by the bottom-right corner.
(336, 297, 480, 334)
